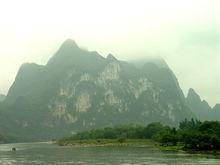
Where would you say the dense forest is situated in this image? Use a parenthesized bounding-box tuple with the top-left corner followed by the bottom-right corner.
(58, 119, 220, 151)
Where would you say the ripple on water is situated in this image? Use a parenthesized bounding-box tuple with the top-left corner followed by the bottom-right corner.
(0, 143, 220, 165)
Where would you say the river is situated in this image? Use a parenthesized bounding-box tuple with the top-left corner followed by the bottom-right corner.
(0, 142, 219, 165)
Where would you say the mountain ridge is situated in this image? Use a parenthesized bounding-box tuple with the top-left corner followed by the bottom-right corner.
(186, 88, 220, 121)
(1, 39, 217, 142)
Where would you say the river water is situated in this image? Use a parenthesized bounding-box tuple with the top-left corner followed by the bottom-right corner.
(0, 142, 219, 165)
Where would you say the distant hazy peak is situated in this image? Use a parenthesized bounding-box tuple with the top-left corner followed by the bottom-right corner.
(106, 53, 117, 61)
(202, 100, 210, 106)
(63, 38, 78, 46)
(213, 103, 220, 110)
(47, 39, 82, 66)
(59, 39, 79, 50)
(188, 88, 196, 94)
(55, 38, 81, 56)
(187, 88, 203, 103)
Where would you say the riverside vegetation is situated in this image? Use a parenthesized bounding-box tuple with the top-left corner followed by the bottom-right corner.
(58, 119, 220, 152)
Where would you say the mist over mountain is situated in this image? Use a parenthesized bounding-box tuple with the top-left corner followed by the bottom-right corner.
(0, 39, 219, 142)
(131, 58, 169, 69)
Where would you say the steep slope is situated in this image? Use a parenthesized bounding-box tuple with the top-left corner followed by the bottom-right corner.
(186, 88, 212, 120)
(3, 39, 194, 141)
(186, 88, 220, 120)
(0, 94, 6, 102)
(212, 104, 220, 120)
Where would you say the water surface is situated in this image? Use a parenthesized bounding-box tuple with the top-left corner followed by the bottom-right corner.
(0, 142, 219, 165)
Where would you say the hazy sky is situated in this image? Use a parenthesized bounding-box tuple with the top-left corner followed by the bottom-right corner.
(0, 0, 220, 106)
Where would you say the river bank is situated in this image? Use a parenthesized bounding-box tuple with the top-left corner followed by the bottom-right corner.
(57, 139, 155, 147)
(57, 138, 220, 156)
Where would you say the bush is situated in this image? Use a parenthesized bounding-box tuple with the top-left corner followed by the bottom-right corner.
(118, 137, 126, 143)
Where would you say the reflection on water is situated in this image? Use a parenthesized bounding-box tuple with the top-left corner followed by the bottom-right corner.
(0, 142, 219, 165)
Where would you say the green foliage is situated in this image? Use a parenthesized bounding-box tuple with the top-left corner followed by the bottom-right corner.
(59, 119, 220, 151)
(179, 118, 202, 130)
(142, 122, 166, 139)
(160, 134, 178, 146)
(178, 119, 220, 150)
(59, 123, 170, 142)
(180, 120, 220, 150)
(199, 121, 220, 134)
(118, 137, 126, 143)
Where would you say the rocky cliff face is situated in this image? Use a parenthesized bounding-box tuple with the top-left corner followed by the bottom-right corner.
(3, 39, 194, 141)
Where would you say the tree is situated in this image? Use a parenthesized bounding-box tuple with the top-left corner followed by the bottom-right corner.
(143, 122, 165, 138)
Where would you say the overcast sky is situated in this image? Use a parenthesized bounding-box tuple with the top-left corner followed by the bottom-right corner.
(0, 0, 220, 106)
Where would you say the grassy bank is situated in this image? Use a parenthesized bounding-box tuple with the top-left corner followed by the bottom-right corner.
(57, 139, 155, 147)
(155, 143, 184, 151)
